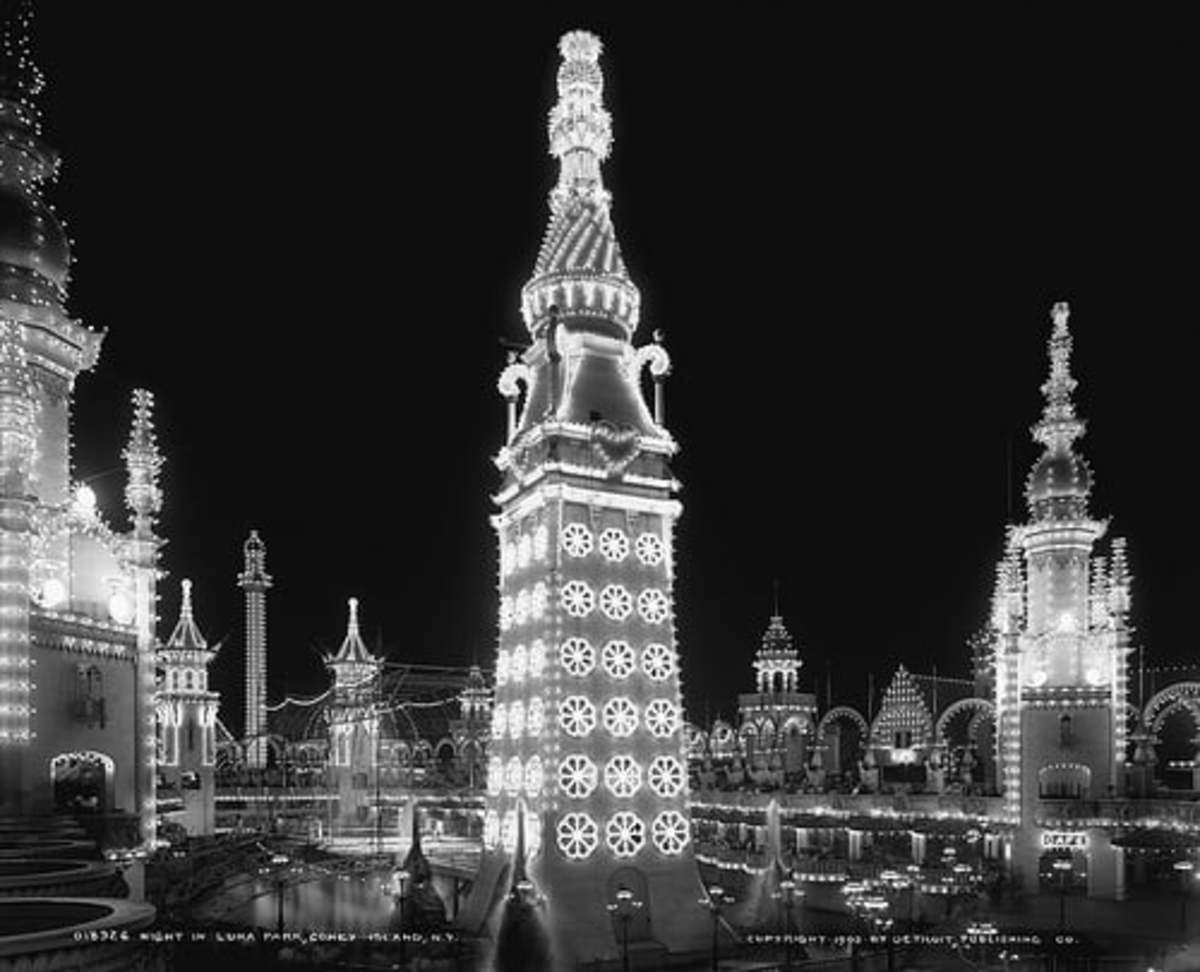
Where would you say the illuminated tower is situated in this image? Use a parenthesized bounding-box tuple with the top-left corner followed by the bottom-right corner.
(475, 30, 705, 965)
(156, 579, 219, 835)
(995, 303, 1132, 897)
(3, 3, 159, 842)
(238, 530, 271, 767)
(737, 613, 817, 774)
(323, 597, 381, 826)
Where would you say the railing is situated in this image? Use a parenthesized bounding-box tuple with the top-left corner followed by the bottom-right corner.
(1037, 798, 1200, 828)
(691, 789, 1004, 820)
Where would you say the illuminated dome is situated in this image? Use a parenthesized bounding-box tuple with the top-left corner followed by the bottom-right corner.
(0, 183, 69, 289)
(1027, 449, 1092, 503)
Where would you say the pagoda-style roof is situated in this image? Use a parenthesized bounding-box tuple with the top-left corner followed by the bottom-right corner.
(162, 579, 210, 654)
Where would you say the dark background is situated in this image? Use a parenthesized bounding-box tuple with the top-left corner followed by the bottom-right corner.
(29, 8, 1194, 730)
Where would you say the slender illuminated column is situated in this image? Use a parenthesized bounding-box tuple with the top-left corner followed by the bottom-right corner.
(238, 531, 272, 767)
(122, 388, 164, 844)
(0, 321, 37, 761)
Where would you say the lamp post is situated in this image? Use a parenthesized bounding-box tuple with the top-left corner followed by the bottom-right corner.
(270, 853, 290, 935)
(701, 884, 730, 971)
(1173, 860, 1194, 934)
(772, 873, 803, 971)
(606, 886, 643, 972)
(1052, 858, 1072, 933)
(392, 866, 410, 962)
(906, 864, 921, 931)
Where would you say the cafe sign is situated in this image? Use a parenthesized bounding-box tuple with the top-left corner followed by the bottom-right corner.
(1041, 830, 1088, 851)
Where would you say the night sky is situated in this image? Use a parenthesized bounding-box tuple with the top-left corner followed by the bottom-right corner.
(27, 9, 1195, 732)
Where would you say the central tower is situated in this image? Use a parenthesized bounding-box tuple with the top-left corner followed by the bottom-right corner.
(478, 30, 705, 965)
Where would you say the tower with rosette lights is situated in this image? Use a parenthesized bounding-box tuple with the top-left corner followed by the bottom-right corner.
(468, 29, 706, 965)
(993, 302, 1132, 896)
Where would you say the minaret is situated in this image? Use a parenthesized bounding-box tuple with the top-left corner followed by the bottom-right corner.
(1003, 302, 1132, 897)
(469, 31, 705, 964)
(156, 579, 219, 835)
(123, 388, 164, 843)
(323, 597, 381, 825)
(238, 530, 272, 767)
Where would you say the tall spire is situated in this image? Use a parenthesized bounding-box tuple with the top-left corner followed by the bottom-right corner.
(123, 389, 163, 527)
(521, 30, 640, 342)
(1032, 301, 1085, 452)
(1026, 301, 1093, 521)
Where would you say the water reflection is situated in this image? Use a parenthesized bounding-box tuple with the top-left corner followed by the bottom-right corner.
(228, 872, 396, 932)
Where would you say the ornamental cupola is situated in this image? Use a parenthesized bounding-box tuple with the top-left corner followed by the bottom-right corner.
(324, 597, 380, 689)
(1026, 302, 1093, 522)
(0, 0, 70, 310)
(753, 613, 801, 695)
(158, 579, 217, 694)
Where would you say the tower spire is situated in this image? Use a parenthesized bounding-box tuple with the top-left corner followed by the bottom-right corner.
(521, 30, 640, 342)
(1033, 301, 1085, 452)
(123, 389, 163, 528)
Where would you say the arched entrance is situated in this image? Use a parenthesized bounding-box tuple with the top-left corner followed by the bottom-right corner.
(50, 751, 115, 814)
(606, 866, 653, 943)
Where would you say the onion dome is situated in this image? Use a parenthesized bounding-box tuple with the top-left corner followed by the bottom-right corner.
(520, 31, 640, 342)
(1026, 302, 1093, 521)
(0, 1, 69, 305)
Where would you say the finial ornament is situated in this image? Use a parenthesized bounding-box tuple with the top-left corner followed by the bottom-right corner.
(347, 596, 360, 635)
(549, 29, 612, 211)
(180, 579, 193, 620)
(1033, 300, 1084, 451)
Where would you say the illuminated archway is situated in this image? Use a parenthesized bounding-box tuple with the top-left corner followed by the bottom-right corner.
(49, 751, 115, 814)
(816, 706, 869, 775)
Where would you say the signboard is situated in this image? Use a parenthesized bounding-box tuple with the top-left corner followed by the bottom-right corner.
(1040, 831, 1088, 851)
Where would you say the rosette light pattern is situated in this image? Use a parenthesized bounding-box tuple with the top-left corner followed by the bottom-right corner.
(604, 754, 642, 797)
(635, 532, 664, 566)
(561, 580, 595, 618)
(527, 697, 545, 736)
(514, 589, 530, 626)
(603, 697, 638, 737)
(599, 584, 633, 621)
(508, 700, 526, 740)
(524, 756, 544, 798)
(637, 588, 669, 624)
(559, 695, 597, 737)
(651, 810, 690, 855)
(558, 753, 599, 798)
(496, 649, 510, 686)
(531, 582, 548, 620)
(648, 755, 685, 797)
(561, 523, 593, 558)
(641, 643, 674, 681)
(510, 644, 528, 682)
(504, 757, 523, 794)
(491, 704, 508, 740)
(644, 698, 680, 738)
(529, 639, 547, 677)
(499, 598, 514, 632)
(606, 811, 646, 858)
(557, 812, 599, 860)
(601, 640, 636, 679)
(560, 637, 595, 676)
(598, 528, 629, 562)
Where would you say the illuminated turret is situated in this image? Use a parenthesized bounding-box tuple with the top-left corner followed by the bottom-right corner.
(471, 30, 706, 965)
(324, 597, 381, 824)
(156, 579, 219, 834)
(238, 530, 272, 767)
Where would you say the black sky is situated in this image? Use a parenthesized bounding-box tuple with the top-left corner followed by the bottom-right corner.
(27, 8, 1195, 731)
